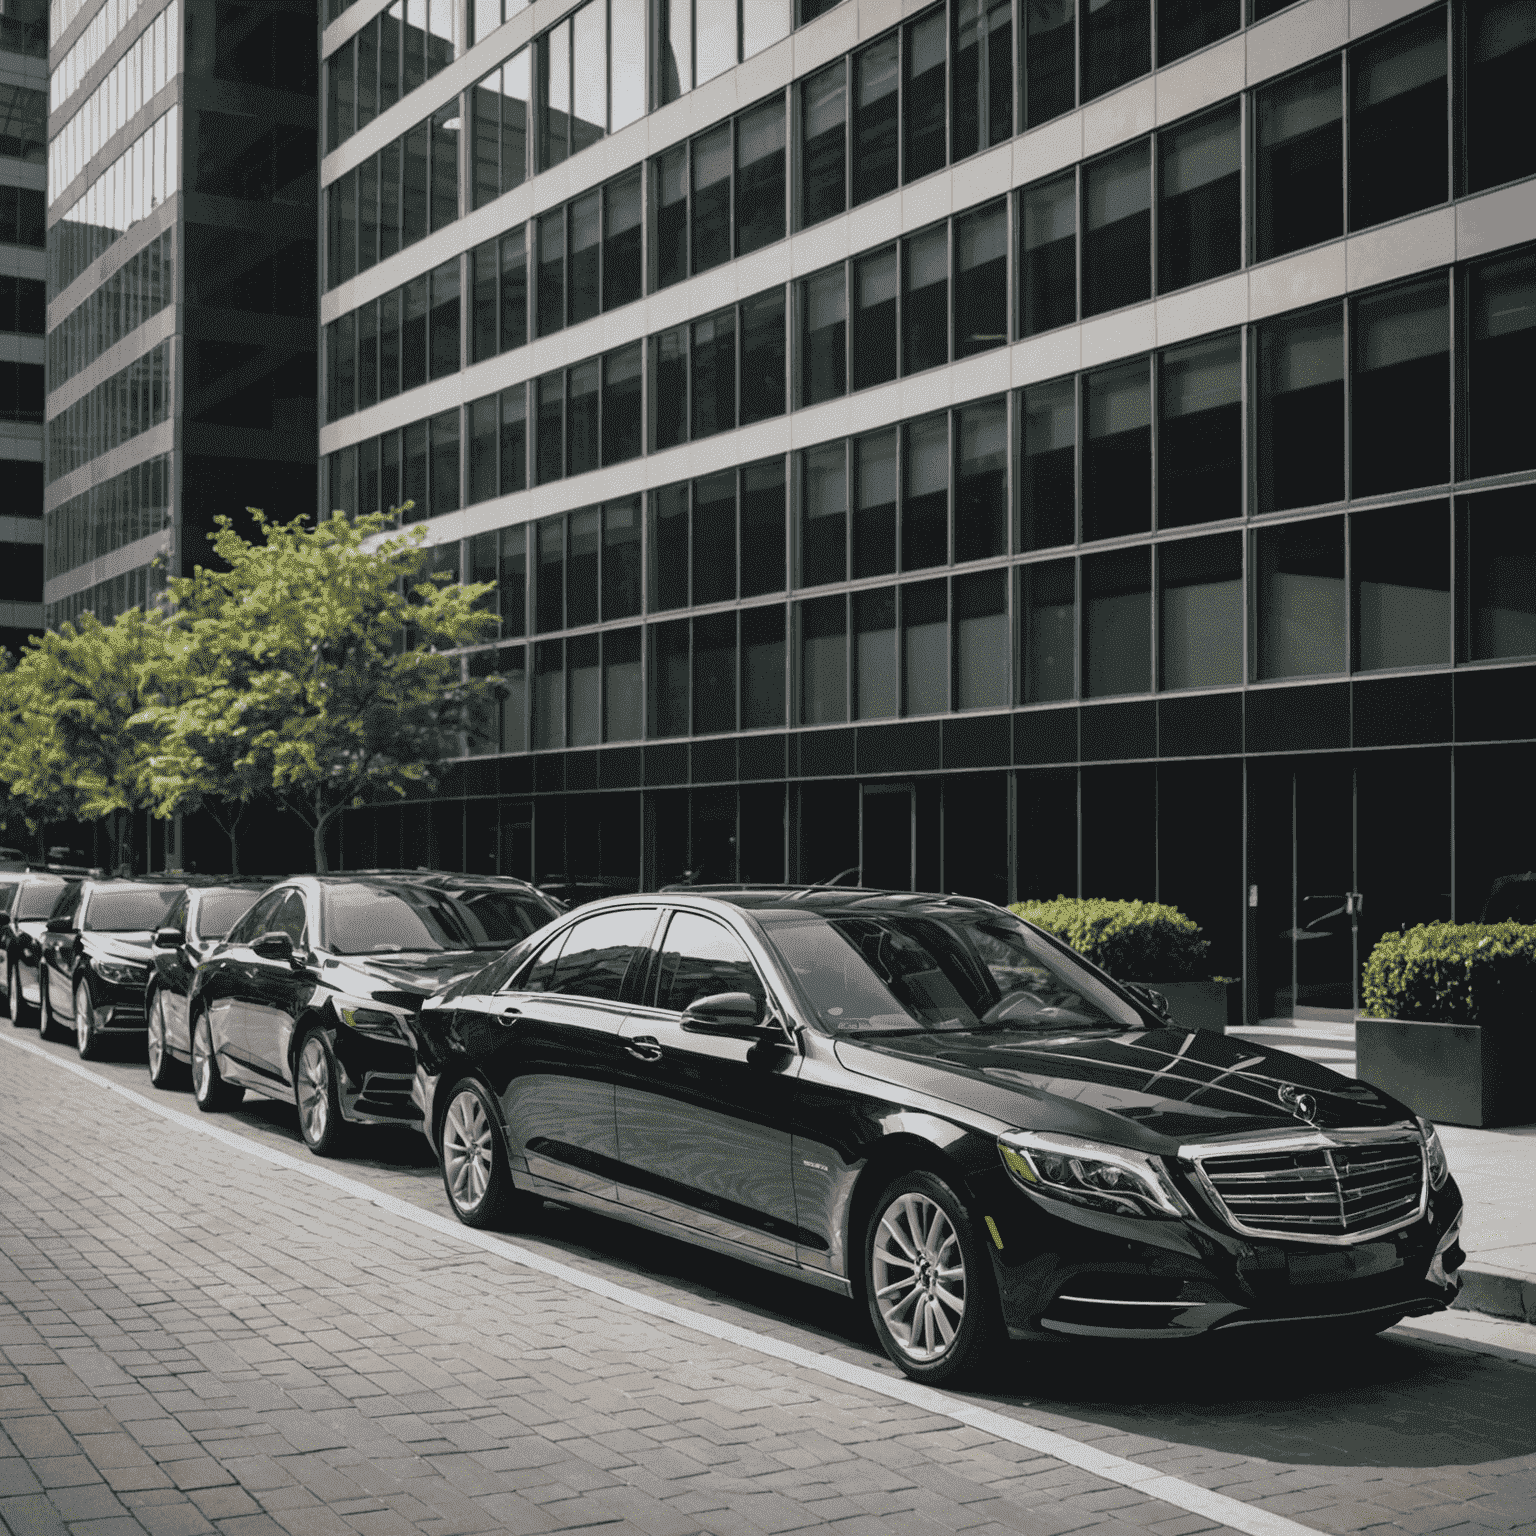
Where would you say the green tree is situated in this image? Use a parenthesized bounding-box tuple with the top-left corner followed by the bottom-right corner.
(145, 510, 496, 874)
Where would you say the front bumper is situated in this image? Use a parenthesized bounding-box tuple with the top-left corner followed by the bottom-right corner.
(87, 976, 149, 1031)
(975, 1167, 1464, 1341)
(330, 1028, 423, 1127)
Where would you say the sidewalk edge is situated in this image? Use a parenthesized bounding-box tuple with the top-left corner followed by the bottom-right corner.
(1454, 1265, 1536, 1323)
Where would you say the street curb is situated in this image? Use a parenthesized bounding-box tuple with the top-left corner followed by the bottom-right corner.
(1456, 1265, 1536, 1324)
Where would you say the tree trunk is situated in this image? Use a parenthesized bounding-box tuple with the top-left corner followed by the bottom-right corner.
(227, 824, 241, 877)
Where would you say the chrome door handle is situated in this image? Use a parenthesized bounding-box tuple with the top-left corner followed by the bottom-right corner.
(625, 1036, 663, 1062)
(497, 1004, 522, 1024)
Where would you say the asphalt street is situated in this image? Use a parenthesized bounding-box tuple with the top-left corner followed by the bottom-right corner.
(1, 1027, 1533, 1536)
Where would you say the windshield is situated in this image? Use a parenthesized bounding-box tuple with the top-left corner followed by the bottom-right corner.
(85, 887, 184, 933)
(759, 907, 1143, 1035)
(16, 882, 66, 919)
(195, 889, 264, 940)
(323, 883, 553, 955)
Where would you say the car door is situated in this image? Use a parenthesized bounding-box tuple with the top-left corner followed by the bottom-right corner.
(614, 909, 803, 1262)
(43, 884, 83, 1015)
(160, 893, 196, 1049)
(488, 905, 659, 1204)
(204, 888, 291, 1077)
(239, 889, 315, 1083)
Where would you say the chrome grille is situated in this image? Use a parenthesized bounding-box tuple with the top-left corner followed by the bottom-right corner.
(1192, 1135, 1425, 1243)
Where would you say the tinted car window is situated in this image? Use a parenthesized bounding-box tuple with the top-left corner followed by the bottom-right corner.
(84, 887, 183, 932)
(0, 880, 19, 915)
(323, 882, 551, 955)
(265, 891, 309, 944)
(17, 882, 67, 919)
(653, 912, 766, 1014)
(548, 908, 656, 1002)
(227, 889, 289, 946)
(515, 926, 570, 992)
(194, 889, 265, 940)
(49, 884, 82, 922)
(758, 907, 1142, 1034)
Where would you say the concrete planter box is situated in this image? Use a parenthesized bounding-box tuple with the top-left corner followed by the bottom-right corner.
(1356, 1016, 1536, 1128)
(1131, 979, 1242, 1033)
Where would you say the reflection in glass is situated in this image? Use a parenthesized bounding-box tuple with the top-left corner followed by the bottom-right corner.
(742, 605, 786, 726)
(904, 9, 947, 182)
(853, 37, 899, 205)
(1083, 140, 1150, 317)
(1158, 104, 1239, 293)
(690, 307, 735, 440)
(604, 627, 642, 741)
(855, 431, 898, 579)
(855, 587, 898, 719)
(568, 192, 600, 324)
(1159, 334, 1240, 527)
(655, 146, 688, 288)
(955, 569, 1008, 709)
(1351, 278, 1449, 496)
(1256, 60, 1342, 261)
(740, 288, 786, 425)
(903, 580, 948, 715)
(1020, 560, 1076, 702)
(956, 400, 1008, 563)
(1257, 518, 1345, 679)
(902, 415, 949, 571)
(736, 100, 785, 256)
(1353, 501, 1449, 670)
(534, 640, 563, 750)
(802, 62, 846, 227)
(1021, 173, 1076, 337)
(1083, 546, 1150, 697)
(1083, 360, 1150, 541)
(571, 0, 607, 153)
(604, 171, 642, 310)
(802, 443, 847, 587)
(802, 267, 846, 405)
(696, 0, 736, 84)
(1027, 0, 1075, 127)
(801, 595, 847, 724)
(568, 633, 600, 748)
(611, 0, 646, 128)
(1160, 534, 1242, 690)
(853, 246, 898, 390)
(955, 202, 1007, 358)
(953, 0, 1013, 160)
(659, 0, 690, 102)
(691, 124, 732, 273)
(902, 226, 948, 374)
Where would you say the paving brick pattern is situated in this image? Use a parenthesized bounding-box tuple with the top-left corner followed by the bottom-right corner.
(1, 1039, 1534, 1536)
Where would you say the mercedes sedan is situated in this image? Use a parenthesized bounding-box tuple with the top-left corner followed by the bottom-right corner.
(3, 871, 78, 1026)
(410, 888, 1464, 1384)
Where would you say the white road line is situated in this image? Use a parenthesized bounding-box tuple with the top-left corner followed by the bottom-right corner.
(1, 1030, 1326, 1536)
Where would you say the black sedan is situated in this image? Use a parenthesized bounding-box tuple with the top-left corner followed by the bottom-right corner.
(39, 878, 187, 1058)
(143, 882, 271, 1088)
(2, 871, 78, 1026)
(186, 873, 562, 1156)
(411, 888, 1463, 1384)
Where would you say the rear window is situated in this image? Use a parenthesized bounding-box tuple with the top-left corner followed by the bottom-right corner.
(16, 881, 67, 919)
(323, 883, 554, 955)
(0, 880, 18, 915)
(84, 887, 184, 933)
(195, 889, 265, 940)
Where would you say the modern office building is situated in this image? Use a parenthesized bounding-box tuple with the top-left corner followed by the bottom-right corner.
(44, 0, 319, 634)
(314, 0, 1530, 1020)
(0, 0, 46, 659)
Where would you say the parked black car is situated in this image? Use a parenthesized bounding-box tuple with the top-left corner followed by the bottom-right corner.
(144, 881, 271, 1088)
(39, 877, 188, 1058)
(411, 888, 1463, 1383)
(186, 873, 562, 1155)
(2, 872, 80, 1026)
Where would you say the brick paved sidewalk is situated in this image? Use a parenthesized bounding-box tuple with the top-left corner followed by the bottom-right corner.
(1, 1040, 1534, 1536)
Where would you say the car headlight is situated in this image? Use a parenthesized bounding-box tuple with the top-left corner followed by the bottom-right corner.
(998, 1130, 1190, 1218)
(95, 960, 147, 985)
(1417, 1116, 1449, 1190)
(339, 1004, 410, 1040)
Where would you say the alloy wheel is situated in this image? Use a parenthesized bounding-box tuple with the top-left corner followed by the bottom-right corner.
(8, 966, 23, 1027)
(75, 981, 97, 1059)
(296, 1035, 330, 1146)
(442, 1088, 496, 1213)
(147, 992, 179, 1087)
(192, 1014, 213, 1101)
(871, 1191, 968, 1364)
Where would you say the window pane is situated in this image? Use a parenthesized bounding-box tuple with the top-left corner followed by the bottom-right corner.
(1020, 173, 1076, 337)
(690, 308, 736, 440)
(1159, 333, 1240, 527)
(571, 0, 607, 153)
(499, 644, 527, 750)
(604, 626, 643, 741)
(380, 141, 402, 258)
(430, 103, 459, 232)
(740, 288, 786, 424)
(1257, 517, 1345, 679)
(650, 485, 689, 610)
(566, 510, 600, 629)
(802, 62, 846, 227)
(611, 0, 646, 129)
(429, 259, 459, 380)
(1083, 546, 1150, 696)
(568, 633, 601, 747)
(655, 146, 688, 288)
(469, 394, 498, 503)
(1353, 501, 1449, 670)
(533, 639, 563, 748)
(500, 227, 527, 351)
(1468, 250, 1536, 478)
(693, 613, 738, 734)
(903, 579, 948, 714)
(473, 0, 500, 44)
(536, 211, 564, 337)
(953, 0, 1013, 159)
(692, 470, 737, 607)
(1083, 139, 1150, 317)
(855, 586, 898, 719)
(539, 19, 570, 168)
(653, 326, 687, 450)
(1158, 0, 1237, 65)
(1258, 306, 1344, 512)
(852, 36, 899, 205)
(956, 399, 1008, 562)
(741, 458, 787, 597)
(500, 50, 530, 192)
(1466, 0, 1536, 192)
(1027, 0, 1076, 128)
(696, 0, 736, 84)
(736, 99, 785, 256)
(567, 360, 599, 477)
(692, 125, 732, 275)
(1158, 103, 1239, 294)
(1021, 377, 1076, 550)
(902, 415, 949, 571)
(801, 267, 846, 405)
(603, 497, 643, 620)
(499, 383, 527, 494)
(853, 246, 898, 390)
(472, 68, 502, 209)
(1082, 360, 1150, 541)
(659, 0, 691, 102)
(1020, 559, 1075, 702)
(603, 171, 642, 310)
(403, 420, 427, 518)
(429, 409, 459, 514)
(402, 274, 428, 389)
(742, 605, 786, 726)
(1352, 278, 1449, 498)
(801, 443, 847, 586)
(537, 517, 564, 631)
(471, 238, 497, 360)
(568, 192, 600, 324)
(903, 9, 948, 182)
(602, 343, 642, 465)
(744, 0, 791, 56)
(955, 201, 1007, 358)
(1159, 533, 1242, 689)
(1464, 487, 1536, 661)
(1349, 10, 1447, 232)
(855, 429, 898, 578)
(800, 595, 847, 723)
(902, 226, 948, 374)
(1256, 61, 1342, 262)
(1083, 0, 1149, 102)
(536, 370, 564, 483)
(955, 568, 1007, 709)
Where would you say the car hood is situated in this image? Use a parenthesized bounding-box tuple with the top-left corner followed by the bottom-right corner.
(834, 1025, 1406, 1152)
(82, 932, 157, 964)
(335, 949, 494, 998)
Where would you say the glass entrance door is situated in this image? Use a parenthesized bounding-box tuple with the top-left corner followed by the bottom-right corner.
(861, 784, 915, 890)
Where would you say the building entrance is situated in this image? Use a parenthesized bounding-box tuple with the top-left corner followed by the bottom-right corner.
(861, 784, 915, 891)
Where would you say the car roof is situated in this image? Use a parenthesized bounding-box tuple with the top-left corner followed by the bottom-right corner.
(279, 871, 551, 893)
(613, 886, 1002, 918)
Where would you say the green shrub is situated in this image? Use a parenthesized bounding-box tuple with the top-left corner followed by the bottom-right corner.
(1361, 923, 1536, 1026)
(1009, 897, 1211, 981)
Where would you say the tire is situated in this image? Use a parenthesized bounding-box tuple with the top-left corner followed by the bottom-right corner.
(9, 963, 33, 1028)
(863, 1168, 1004, 1386)
(191, 1010, 243, 1112)
(146, 990, 183, 1089)
(438, 1078, 523, 1229)
(38, 968, 62, 1042)
(75, 978, 102, 1060)
(0, 959, 9, 1019)
(294, 1030, 349, 1157)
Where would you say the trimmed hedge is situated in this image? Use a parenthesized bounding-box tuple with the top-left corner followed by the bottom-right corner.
(1009, 896, 1211, 981)
(1361, 923, 1536, 1026)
